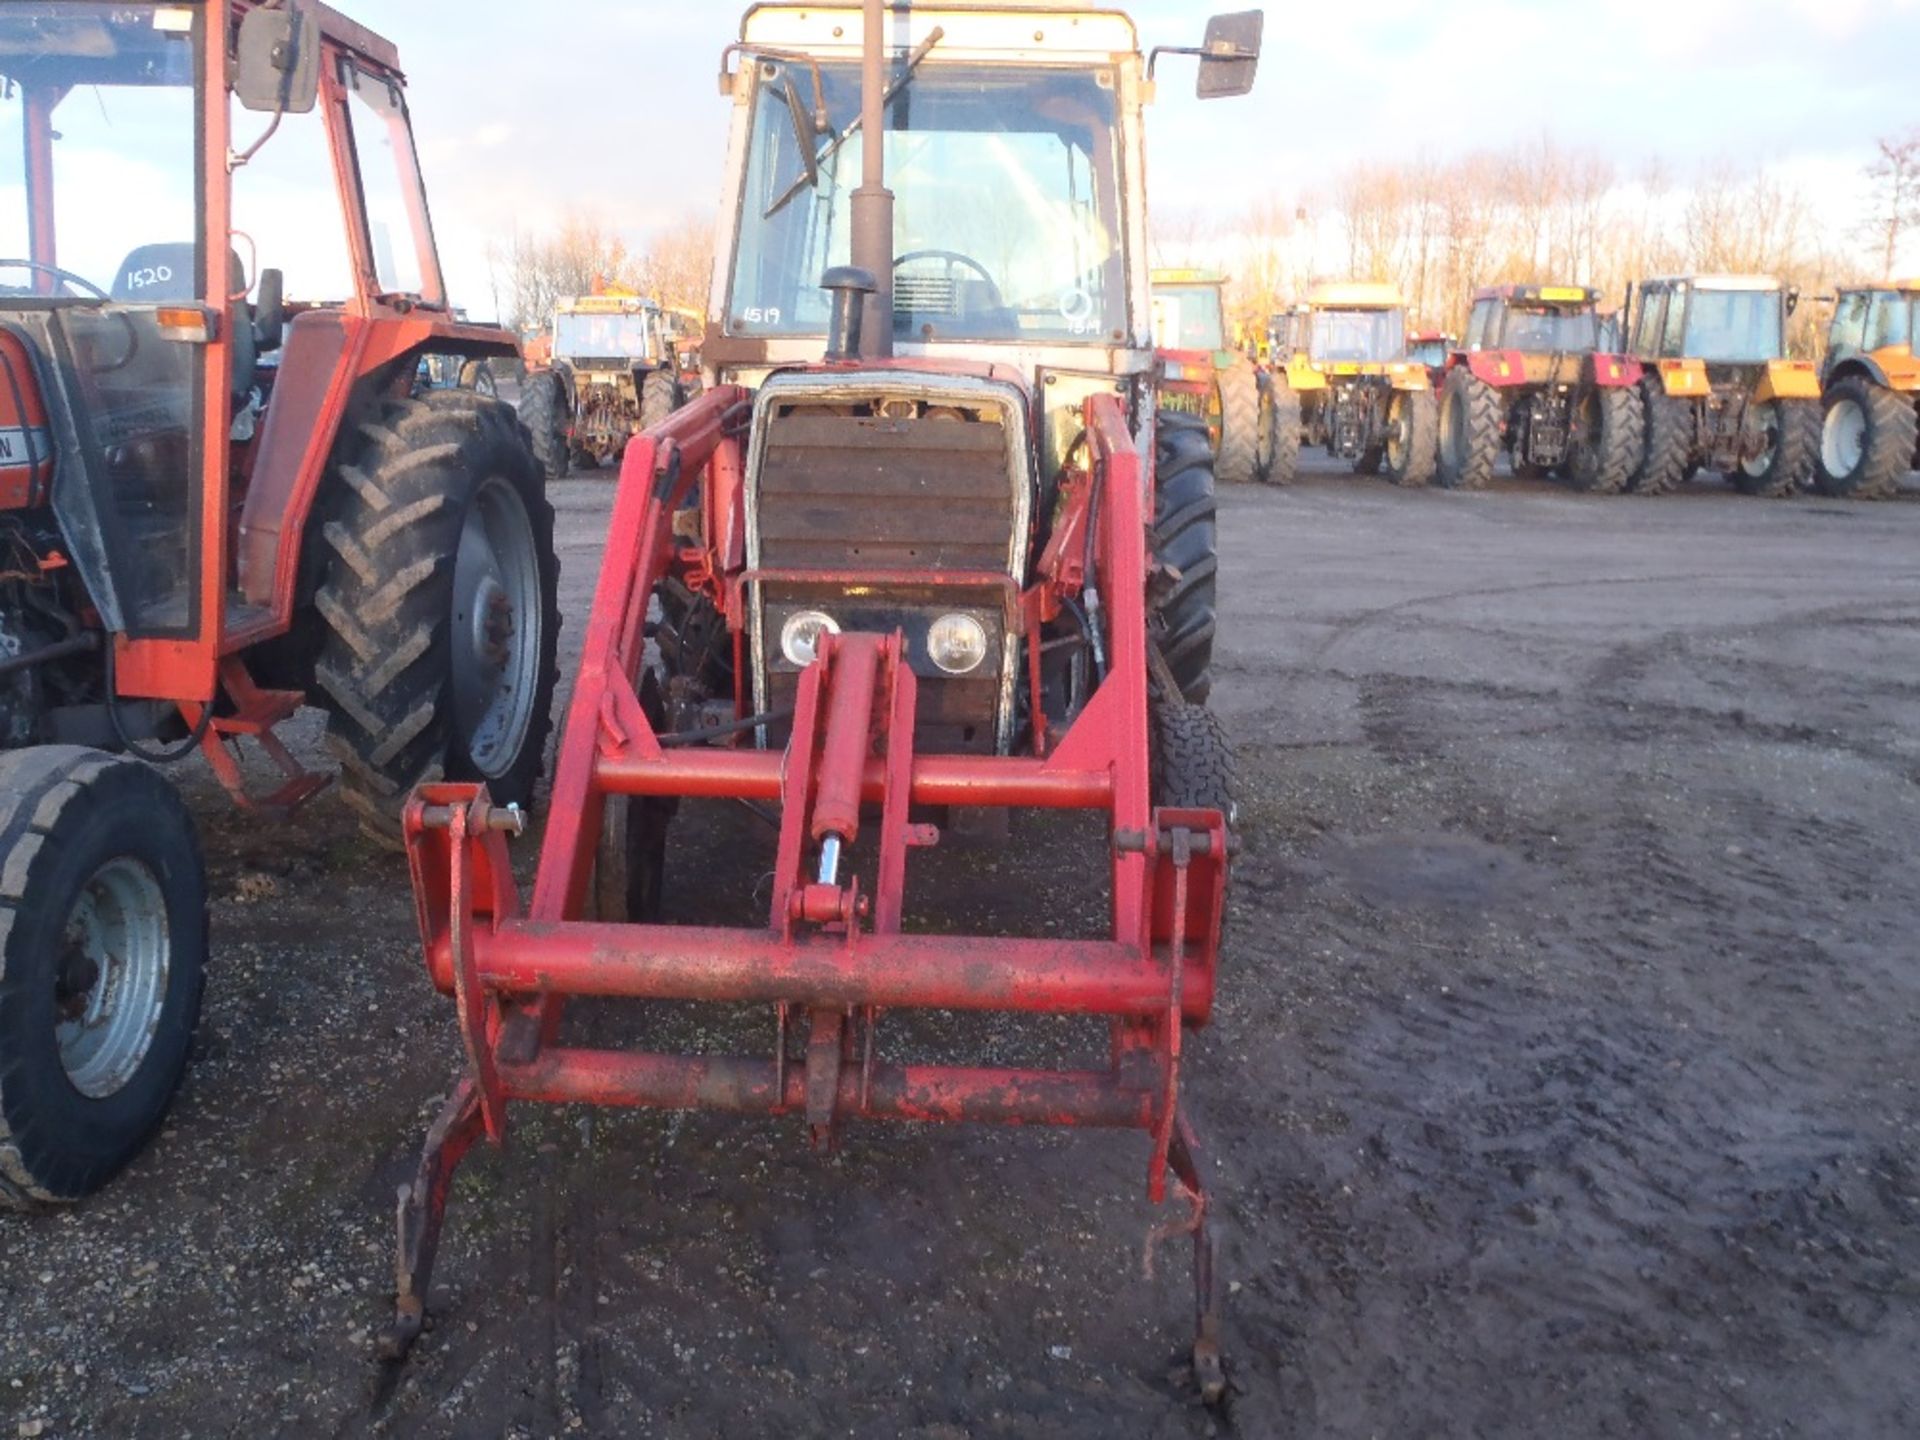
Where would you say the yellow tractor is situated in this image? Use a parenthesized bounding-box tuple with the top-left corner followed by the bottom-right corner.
(1281, 282, 1437, 486)
(1151, 269, 1264, 483)
(1817, 281, 1920, 499)
(1624, 275, 1820, 497)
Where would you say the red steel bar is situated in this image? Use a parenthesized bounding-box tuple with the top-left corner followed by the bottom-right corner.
(503, 1049, 1156, 1130)
(425, 923, 1210, 1019)
(594, 748, 1113, 808)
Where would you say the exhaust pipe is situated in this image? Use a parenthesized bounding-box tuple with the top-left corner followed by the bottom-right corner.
(850, 0, 894, 358)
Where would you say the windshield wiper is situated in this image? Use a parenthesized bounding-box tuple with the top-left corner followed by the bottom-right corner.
(763, 25, 945, 220)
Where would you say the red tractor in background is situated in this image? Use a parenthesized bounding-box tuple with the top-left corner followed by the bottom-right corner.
(1437, 284, 1644, 492)
(1406, 328, 1453, 389)
(0, 2, 559, 1206)
(382, 0, 1261, 1402)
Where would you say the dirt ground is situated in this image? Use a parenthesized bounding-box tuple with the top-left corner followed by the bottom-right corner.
(2, 458, 1918, 1440)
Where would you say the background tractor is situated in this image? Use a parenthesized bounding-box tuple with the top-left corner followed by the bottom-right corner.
(1624, 275, 1819, 497)
(1816, 281, 1920, 499)
(1151, 269, 1268, 483)
(1436, 285, 1644, 492)
(1283, 281, 1437, 486)
(1406, 327, 1452, 388)
(517, 292, 683, 475)
(383, 1, 1262, 1401)
(0, 2, 559, 1206)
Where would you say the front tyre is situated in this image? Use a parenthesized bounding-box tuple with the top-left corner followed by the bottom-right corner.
(639, 369, 681, 433)
(0, 748, 206, 1207)
(1437, 367, 1500, 490)
(1385, 386, 1439, 487)
(1152, 411, 1220, 706)
(1260, 374, 1302, 486)
(316, 390, 561, 839)
(1213, 362, 1260, 485)
(517, 368, 571, 484)
(1563, 386, 1644, 494)
(1729, 397, 1816, 497)
(1815, 377, 1917, 499)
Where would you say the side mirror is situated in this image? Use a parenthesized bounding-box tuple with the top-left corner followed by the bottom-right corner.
(1785, 287, 1801, 318)
(235, 5, 320, 116)
(254, 268, 285, 352)
(1197, 11, 1263, 99)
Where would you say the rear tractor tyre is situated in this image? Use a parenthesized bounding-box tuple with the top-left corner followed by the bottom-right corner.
(639, 369, 681, 433)
(1815, 377, 1917, 499)
(1385, 386, 1439, 488)
(0, 748, 206, 1208)
(1631, 378, 1691, 496)
(1150, 701, 1236, 825)
(316, 389, 562, 841)
(1729, 397, 1816, 498)
(1437, 367, 1501, 490)
(1259, 373, 1302, 486)
(1213, 362, 1260, 485)
(1152, 411, 1220, 706)
(1563, 386, 1644, 494)
(517, 369, 571, 484)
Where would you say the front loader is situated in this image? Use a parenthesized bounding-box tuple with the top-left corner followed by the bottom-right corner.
(1284, 282, 1437, 486)
(1624, 274, 1820, 497)
(1816, 281, 1920, 499)
(1436, 285, 1644, 492)
(381, 1, 1263, 1401)
(0, 3, 559, 1207)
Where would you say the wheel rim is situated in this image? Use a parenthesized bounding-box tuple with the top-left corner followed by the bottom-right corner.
(55, 856, 170, 1099)
(1386, 394, 1409, 468)
(452, 475, 544, 778)
(1739, 402, 1782, 479)
(1822, 398, 1866, 479)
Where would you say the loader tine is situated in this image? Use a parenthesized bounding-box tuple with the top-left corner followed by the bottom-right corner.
(378, 1080, 487, 1362)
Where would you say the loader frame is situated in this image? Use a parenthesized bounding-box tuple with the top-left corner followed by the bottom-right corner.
(384, 383, 1233, 1394)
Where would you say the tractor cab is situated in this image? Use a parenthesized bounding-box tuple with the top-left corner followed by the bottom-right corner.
(1150, 268, 1263, 483)
(1278, 282, 1436, 484)
(0, 1, 525, 711)
(1816, 282, 1920, 498)
(1465, 285, 1601, 356)
(1629, 275, 1794, 367)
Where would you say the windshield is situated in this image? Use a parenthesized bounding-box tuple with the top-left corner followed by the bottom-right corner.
(729, 60, 1125, 345)
(1152, 286, 1226, 351)
(1500, 305, 1598, 353)
(554, 313, 658, 362)
(0, 2, 201, 300)
(1683, 289, 1783, 363)
(1309, 308, 1404, 364)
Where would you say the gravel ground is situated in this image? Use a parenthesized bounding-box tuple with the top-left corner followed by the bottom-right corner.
(2, 457, 1917, 1439)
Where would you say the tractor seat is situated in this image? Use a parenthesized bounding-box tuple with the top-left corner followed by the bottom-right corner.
(112, 244, 256, 402)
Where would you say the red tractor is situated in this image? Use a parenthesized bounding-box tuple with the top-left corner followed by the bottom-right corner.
(0, 3, 559, 1206)
(381, 0, 1260, 1402)
(1437, 285, 1645, 492)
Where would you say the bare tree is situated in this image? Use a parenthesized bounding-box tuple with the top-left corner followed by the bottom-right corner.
(634, 215, 717, 316)
(1863, 131, 1920, 277)
(487, 213, 633, 334)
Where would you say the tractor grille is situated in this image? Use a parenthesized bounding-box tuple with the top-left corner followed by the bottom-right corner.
(745, 375, 1031, 754)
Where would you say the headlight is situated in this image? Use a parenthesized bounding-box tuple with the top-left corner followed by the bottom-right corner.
(926, 613, 989, 675)
(780, 610, 839, 667)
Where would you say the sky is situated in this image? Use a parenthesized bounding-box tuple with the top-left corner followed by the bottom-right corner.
(338, 1, 1920, 316)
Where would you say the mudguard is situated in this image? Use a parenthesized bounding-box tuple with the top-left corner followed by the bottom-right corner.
(1756, 359, 1819, 403)
(1656, 359, 1710, 399)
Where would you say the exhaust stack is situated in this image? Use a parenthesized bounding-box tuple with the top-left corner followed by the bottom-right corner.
(849, 0, 894, 358)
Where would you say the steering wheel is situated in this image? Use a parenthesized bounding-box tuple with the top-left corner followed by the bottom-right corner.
(0, 259, 110, 301)
(893, 249, 1008, 314)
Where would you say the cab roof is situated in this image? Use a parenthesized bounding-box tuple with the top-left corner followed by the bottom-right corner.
(1474, 284, 1598, 307)
(1153, 269, 1227, 288)
(1836, 279, 1920, 295)
(1642, 274, 1783, 292)
(1306, 281, 1404, 310)
(741, 3, 1139, 52)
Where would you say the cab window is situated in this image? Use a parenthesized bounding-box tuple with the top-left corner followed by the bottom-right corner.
(1830, 292, 1870, 353)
